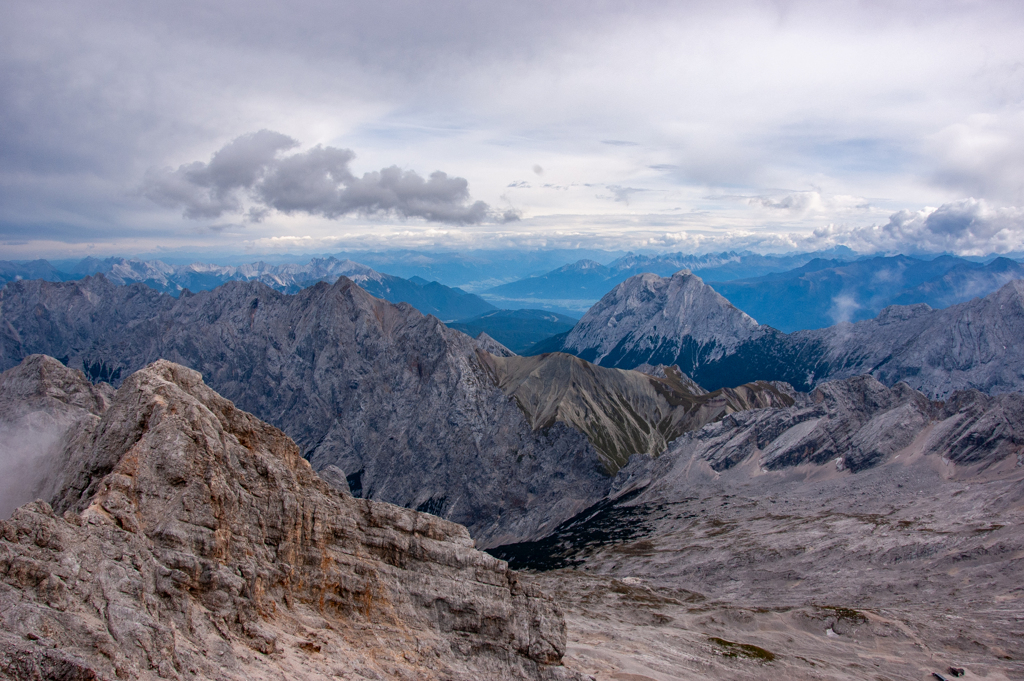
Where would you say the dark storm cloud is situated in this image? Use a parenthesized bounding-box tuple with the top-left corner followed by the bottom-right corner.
(144, 131, 490, 225)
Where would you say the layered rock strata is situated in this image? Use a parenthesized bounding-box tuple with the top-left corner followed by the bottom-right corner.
(0, 358, 586, 681)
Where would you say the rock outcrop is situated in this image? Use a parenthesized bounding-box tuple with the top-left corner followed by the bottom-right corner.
(0, 358, 587, 680)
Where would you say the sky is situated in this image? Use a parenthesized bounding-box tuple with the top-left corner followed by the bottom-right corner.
(2, 0, 1024, 260)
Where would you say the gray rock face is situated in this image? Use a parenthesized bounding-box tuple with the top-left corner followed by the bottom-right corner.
(793, 279, 1024, 398)
(492, 373, 1024, 569)
(0, 359, 586, 681)
(555, 270, 1024, 398)
(490, 373, 1024, 678)
(615, 374, 1024, 486)
(0, 276, 608, 546)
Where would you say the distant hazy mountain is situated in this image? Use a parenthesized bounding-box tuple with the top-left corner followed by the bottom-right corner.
(0, 259, 66, 284)
(328, 248, 628, 291)
(0, 256, 495, 322)
(549, 269, 1024, 398)
(608, 246, 859, 280)
(480, 248, 858, 314)
(484, 260, 613, 298)
(708, 254, 1024, 332)
(447, 309, 579, 353)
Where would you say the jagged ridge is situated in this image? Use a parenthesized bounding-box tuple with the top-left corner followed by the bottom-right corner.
(479, 351, 793, 473)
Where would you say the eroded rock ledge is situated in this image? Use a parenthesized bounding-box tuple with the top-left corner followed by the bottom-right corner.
(0, 357, 586, 680)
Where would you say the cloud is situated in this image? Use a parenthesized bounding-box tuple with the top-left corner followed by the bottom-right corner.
(605, 185, 646, 204)
(144, 130, 299, 219)
(929, 113, 1024, 204)
(829, 294, 860, 325)
(144, 131, 490, 225)
(601, 140, 638, 146)
(0, 420, 64, 519)
(806, 199, 1024, 255)
(747, 192, 819, 212)
(499, 208, 522, 223)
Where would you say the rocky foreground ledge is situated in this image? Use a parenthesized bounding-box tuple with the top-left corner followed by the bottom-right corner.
(0, 356, 586, 680)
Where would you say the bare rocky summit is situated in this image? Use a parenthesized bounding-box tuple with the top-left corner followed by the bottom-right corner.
(561, 270, 760, 367)
(0, 357, 587, 681)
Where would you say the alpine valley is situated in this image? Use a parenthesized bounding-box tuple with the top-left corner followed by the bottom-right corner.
(1, 257, 1023, 680)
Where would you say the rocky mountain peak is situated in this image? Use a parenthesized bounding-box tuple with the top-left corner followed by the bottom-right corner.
(561, 270, 760, 367)
(1, 357, 587, 680)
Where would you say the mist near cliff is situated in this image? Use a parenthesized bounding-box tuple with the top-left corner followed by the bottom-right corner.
(0, 418, 64, 518)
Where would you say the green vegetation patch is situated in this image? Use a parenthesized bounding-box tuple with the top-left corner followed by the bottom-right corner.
(707, 637, 776, 662)
(817, 605, 868, 624)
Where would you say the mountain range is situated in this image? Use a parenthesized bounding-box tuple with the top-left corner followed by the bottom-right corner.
(546, 269, 1024, 398)
(0, 256, 495, 322)
(3, 263, 1024, 678)
(482, 251, 1024, 327)
(0, 275, 787, 547)
(480, 248, 860, 314)
(708, 254, 1024, 331)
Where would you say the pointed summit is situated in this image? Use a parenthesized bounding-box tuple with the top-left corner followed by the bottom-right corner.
(562, 270, 761, 369)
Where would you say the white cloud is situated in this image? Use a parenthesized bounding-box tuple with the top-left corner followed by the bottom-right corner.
(929, 113, 1024, 205)
(804, 199, 1024, 255)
